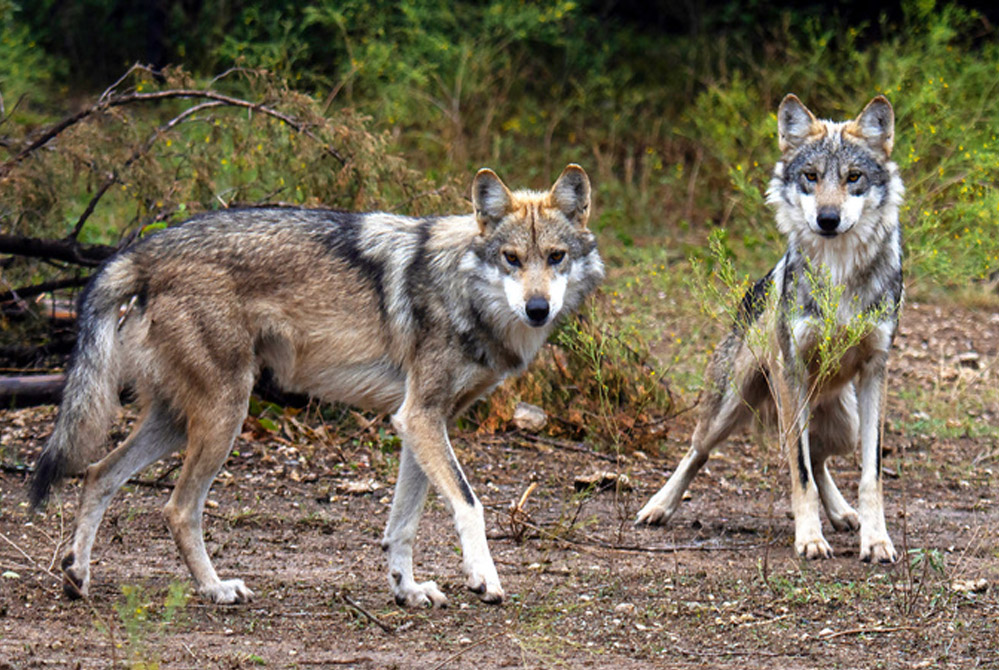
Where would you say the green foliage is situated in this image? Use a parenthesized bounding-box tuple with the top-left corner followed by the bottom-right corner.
(690, 1, 999, 289)
(7, 1, 999, 289)
(0, 1, 61, 107)
(205, 0, 999, 288)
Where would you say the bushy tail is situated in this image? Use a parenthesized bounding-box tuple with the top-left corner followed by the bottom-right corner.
(29, 257, 140, 508)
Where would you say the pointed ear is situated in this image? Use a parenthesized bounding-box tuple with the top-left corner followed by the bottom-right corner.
(777, 94, 821, 153)
(550, 164, 591, 228)
(848, 95, 895, 158)
(472, 168, 513, 232)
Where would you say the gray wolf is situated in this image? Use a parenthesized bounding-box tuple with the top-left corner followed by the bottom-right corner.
(636, 95, 903, 564)
(29, 164, 604, 606)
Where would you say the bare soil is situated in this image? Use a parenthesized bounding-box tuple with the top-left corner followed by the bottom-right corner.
(1, 301, 997, 669)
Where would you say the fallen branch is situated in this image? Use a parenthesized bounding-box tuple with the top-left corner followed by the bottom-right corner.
(0, 233, 115, 267)
(0, 276, 90, 305)
(429, 630, 508, 670)
(490, 514, 785, 554)
(339, 592, 396, 634)
(510, 431, 620, 463)
(0, 374, 65, 407)
(0, 530, 61, 583)
(1, 460, 176, 491)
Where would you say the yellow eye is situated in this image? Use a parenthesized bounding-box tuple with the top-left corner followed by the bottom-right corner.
(548, 250, 566, 265)
(804, 172, 818, 182)
(847, 171, 862, 183)
(503, 251, 521, 267)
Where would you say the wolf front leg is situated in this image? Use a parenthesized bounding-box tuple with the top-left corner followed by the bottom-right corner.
(855, 339, 898, 564)
(380, 445, 447, 607)
(774, 361, 832, 560)
(389, 390, 504, 605)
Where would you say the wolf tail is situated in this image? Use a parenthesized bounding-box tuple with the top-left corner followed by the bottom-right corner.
(29, 255, 142, 508)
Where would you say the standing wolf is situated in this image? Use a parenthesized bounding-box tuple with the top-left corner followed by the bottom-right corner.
(30, 165, 604, 607)
(636, 95, 903, 564)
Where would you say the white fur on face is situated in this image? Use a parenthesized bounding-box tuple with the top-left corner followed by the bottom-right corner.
(547, 273, 567, 321)
(799, 193, 818, 232)
(839, 194, 866, 233)
(503, 275, 529, 324)
(801, 193, 866, 236)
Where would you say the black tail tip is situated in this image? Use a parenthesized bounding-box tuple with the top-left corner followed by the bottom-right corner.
(28, 450, 65, 510)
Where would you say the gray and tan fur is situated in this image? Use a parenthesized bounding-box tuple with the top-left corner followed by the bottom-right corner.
(30, 164, 604, 607)
(636, 95, 903, 564)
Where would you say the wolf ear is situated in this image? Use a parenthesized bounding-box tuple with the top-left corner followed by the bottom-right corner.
(849, 95, 895, 158)
(550, 164, 591, 228)
(777, 94, 821, 153)
(472, 168, 513, 232)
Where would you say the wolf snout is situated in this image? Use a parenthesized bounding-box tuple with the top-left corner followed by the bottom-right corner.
(816, 208, 841, 236)
(525, 296, 550, 327)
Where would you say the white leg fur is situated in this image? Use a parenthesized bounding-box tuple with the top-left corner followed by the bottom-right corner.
(856, 366, 897, 563)
(381, 446, 446, 607)
(392, 395, 504, 605)
(776, 368, 832, 560)
(636, 391, 750, 525)
(790, 427, 833, 559)
(813, 459, 861, 532)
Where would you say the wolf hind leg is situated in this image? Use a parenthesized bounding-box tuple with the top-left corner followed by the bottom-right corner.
(380, 446, 447, 608)
(61, 400, 186, 599)
(810, 387, 861, 533)
(163, 389, 252, 605)
(636, 368, 764, 526)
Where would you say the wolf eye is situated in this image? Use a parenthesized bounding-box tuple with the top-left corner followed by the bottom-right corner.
(803, 171, 818, 182)
(548, 250, 566, 265)
(503, 251, 521, 267)
(846, 171, 862, 183)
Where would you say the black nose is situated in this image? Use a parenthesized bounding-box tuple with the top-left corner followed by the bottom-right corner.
(525, 296, 550, 326)
(816, 208, 840, 234)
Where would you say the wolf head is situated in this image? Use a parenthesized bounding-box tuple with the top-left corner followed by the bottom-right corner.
(767, 94, 903, 245)
(470, 164, 603, 329)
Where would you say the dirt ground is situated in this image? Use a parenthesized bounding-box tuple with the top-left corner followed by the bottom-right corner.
(1, 301, 997, 669)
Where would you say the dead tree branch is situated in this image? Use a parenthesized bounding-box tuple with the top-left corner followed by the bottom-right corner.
(2, 78, 346, 178)
(0, 233, 115, 267)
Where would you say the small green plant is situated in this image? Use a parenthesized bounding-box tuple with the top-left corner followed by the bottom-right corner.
(93, 580, 190, 670)
(894, 546, 949, 617)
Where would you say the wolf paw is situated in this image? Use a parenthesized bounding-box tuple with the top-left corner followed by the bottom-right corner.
(634, 501, 676, 526)
(795, 536, 834, 560)
(60, 553, 88, 600)
(465, 573, 505, 604)
(200, 579, 253, 605)
(860, 536, 897, 564)
(61, 569, 88, 600)
(828, 508, 861, 533)
(393, 580, 448, 608)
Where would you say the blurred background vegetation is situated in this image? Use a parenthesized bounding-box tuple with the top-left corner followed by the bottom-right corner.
(2, 0, 998, 445)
